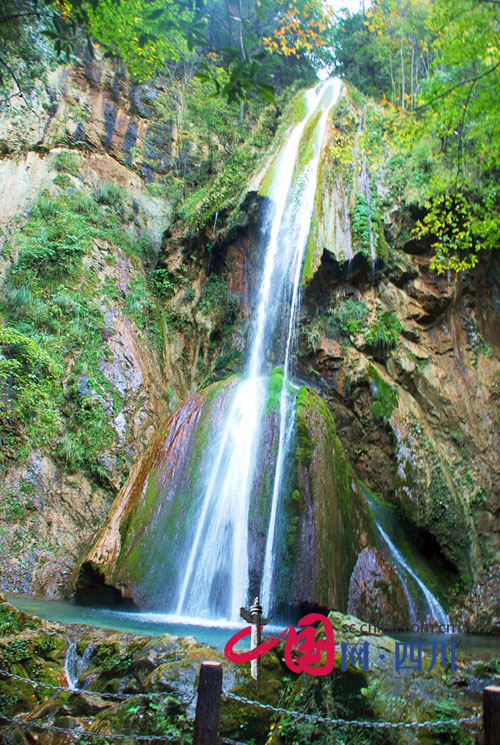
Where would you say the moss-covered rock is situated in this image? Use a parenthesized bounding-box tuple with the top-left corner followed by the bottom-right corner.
(271, 385, 376, 614)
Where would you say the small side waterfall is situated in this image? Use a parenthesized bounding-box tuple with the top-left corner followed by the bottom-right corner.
(376, 524, 449, 626)
(362, 486, 449, 626)
(65, 641, 94, 690)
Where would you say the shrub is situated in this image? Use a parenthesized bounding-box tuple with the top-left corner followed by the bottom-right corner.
(366, 310, 401, 351)
(95, 181, 125, 211)
(14, 194, 94, 278)
(325, 297, 368, 339)
(53, 151, 80, 176)
(149, 268, 175, 300)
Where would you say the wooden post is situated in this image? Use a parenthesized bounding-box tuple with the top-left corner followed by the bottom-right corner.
(484, 686, 500, 745)
(193, 662, 222, 745)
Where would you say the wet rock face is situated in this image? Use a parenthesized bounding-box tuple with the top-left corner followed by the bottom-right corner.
(347, 547, 411, 628)
(76, 378, 240, 608)
(272, 386, 376, 615)
(76, 378, 381, 618)
(300, 243, 500, 585)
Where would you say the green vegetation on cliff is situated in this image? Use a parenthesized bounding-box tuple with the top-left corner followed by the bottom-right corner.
(330, 0, 500, 274)
(0, 186, 158, 480)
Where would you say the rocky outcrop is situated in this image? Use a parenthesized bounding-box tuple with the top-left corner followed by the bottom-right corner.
(347, 546, 411, 628)
(0, 52, 211, 597)
(278, 386, 375, 613)
(75, 377, 239, 607)
(75, 377, 380, 617)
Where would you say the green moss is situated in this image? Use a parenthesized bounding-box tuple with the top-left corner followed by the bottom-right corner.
(296, 385, 313, 467)
(367, 364, 398, 421)
(0, 603, 21, 634)
(257, 153, 279, 198)
(395, 415, 471, 573)
(266, 367, 284, 413)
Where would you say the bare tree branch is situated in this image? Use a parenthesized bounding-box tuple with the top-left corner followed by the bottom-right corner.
(0, 55, 35, 111)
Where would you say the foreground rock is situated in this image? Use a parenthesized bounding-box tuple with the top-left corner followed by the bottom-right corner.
(1, 596, 495, 745)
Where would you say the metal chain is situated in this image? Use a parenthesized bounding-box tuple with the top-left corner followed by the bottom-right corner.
(0, 667, 482, 732)
(222, 692, 482, 730)
(0, 714, 183, 741)
(0, 668, 185, 702)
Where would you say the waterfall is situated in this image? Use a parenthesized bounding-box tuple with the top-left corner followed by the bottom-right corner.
(362, 485, 450, 626)
(260, 81, 342, 611)
(174, 79, 342, 622)
(376, 524, 449, 626)
(65, 641, 94, 690)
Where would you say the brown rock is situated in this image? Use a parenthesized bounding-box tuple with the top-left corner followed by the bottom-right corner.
(347, 547, 411, 628)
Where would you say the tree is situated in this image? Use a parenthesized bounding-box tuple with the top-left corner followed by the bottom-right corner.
(414, 0, 500, 272)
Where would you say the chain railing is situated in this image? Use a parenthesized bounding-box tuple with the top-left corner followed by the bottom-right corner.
(0, 667, 179, 701)
(222, 691, 482, 730)
(0, 714, 181, 741)
(0, 661, 492, 745)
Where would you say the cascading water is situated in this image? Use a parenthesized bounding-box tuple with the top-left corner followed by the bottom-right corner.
(79, 77, 452, 630)
(362, 485, 450, 626)
(376, 524, 449, 626)
(175, 78, 343, 622)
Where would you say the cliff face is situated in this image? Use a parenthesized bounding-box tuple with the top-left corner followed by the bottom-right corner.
(0, 57, 171, 595)
(0, 50, 259, 597)
(1, 63, 498, 629)
(294, 92, 500, 628)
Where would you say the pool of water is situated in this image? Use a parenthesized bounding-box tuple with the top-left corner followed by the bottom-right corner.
(7, 595, 500, 660)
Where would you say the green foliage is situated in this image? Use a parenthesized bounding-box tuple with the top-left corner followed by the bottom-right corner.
(416, 190, 500, 274)
(302, 297, 367, 353)
(95, 181, 125, 211)
(0, 190, 159, 476)
(367, 364, 398, 422)
(331, 0, 500, 274)
(350, 191, 378, 256)
(85, 0, 196, 82)
(0, 326, 61, 432)
(200, 274, 237, 326)
(176, 145, 254, 232)
(149, 268, 175, 300)
(326, 297, 368, 339)
(0, 605, 21, 635)
(431, 699, 471, 745)
(54, 150, 80, 176)
(329, 10, 395, 99)
(366, 310, 402, 351)
(13, 192, 94, 279)
(125, 276, 153, 329)
(53, 172, 72, 188)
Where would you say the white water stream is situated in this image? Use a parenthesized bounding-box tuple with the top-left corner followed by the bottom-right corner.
(175, 79, 342, 621)
(376, 523, 449, 626)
